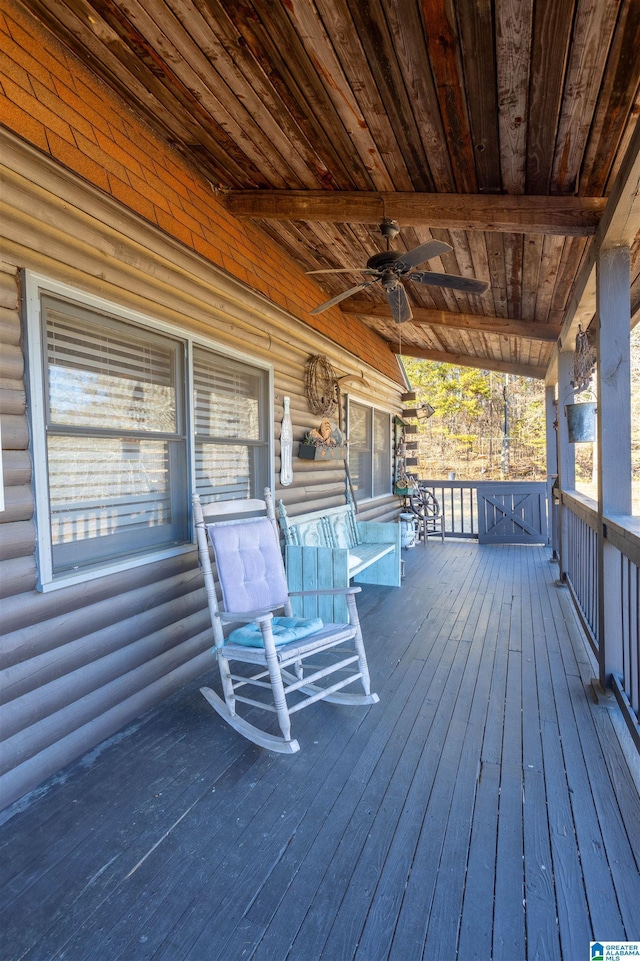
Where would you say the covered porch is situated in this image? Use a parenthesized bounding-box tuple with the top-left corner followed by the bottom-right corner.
(0, 10, 639, 956)
(2, 540, 639, 961)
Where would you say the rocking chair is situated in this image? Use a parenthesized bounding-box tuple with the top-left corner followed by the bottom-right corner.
(193, 490, 379, 754)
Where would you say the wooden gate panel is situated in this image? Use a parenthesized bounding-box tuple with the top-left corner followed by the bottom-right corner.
(477, 483, 548, 544)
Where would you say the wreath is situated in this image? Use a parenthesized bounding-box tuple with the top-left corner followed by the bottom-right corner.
(305, 354, 338, 416)
(574, 324, 596, 392)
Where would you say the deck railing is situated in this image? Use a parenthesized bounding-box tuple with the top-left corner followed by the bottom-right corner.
(414, 480, 479, 537)
(604, 514, 640, 741)
(561, 490, 600, 649)
(561, 490, 640, 747)
(413, 478, 548, 542)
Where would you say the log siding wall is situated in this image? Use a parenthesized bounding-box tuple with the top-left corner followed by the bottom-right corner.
(0, 133, 403, 811)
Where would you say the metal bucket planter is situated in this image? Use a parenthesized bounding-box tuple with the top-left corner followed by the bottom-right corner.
(565, 401, 596, 443)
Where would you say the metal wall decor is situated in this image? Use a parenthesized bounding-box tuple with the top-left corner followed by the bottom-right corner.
(573, 324, 596, 392)
(305, 354, 338, 416)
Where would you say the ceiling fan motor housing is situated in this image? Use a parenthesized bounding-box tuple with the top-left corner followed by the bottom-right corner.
(367, 250, 405, 272)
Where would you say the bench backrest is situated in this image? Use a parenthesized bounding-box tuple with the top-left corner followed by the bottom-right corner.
(278, 501, 361, 550)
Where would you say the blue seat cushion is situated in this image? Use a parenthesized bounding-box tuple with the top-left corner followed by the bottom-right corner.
(227, 616, 323, 648)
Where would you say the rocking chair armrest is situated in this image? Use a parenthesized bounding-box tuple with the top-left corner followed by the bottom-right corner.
(215, 609, 282, 624)
(288, 586, 362, 597)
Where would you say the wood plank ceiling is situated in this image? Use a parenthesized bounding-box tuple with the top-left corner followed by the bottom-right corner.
(25, 0, 640, 379)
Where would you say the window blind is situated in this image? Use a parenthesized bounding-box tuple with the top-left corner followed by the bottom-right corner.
(193, 346, 268, 503)
(41, 297, 187, 572)
(46, 305, 176, 433)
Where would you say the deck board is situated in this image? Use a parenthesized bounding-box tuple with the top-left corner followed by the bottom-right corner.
(1, 542, 639, 961)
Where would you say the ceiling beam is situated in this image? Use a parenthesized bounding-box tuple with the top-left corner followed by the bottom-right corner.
(597, 115, 640, 250)
(223, 190, 605, 236)
(399, 346, 546, 380)
(341, 301, 561, 342)
(549, 115, 640, 384)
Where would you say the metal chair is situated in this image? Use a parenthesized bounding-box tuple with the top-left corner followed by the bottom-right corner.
(193, 490, 378, 753)
(408, 487, 445, 544)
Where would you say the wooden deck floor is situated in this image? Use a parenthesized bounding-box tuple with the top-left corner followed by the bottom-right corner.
(1, 542, 639, 961)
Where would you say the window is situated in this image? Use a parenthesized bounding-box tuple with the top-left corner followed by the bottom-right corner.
(26, 276, 272, 589)
(193, 346, 269, 505)
(348, 400, 391, 501)
(373, 408, 392, 496)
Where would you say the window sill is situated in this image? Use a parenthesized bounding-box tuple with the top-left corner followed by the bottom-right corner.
(37, 543, 195, 593)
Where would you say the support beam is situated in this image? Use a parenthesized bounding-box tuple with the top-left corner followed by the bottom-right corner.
(397, 346, 545, 379)
(545, 384, 559, 557)
(341, 301, 561, 342)
(557, 350, 576, 493)
(597, 245, 632, 687)
(557, 349, 575, 579)
(597, 247, 633, 516)
(223, 191, 605, 236)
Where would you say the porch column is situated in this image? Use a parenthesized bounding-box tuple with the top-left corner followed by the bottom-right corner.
(596, 244, 632, 687)
(545, 384, 558, 556)
(557, 349, 575, 578)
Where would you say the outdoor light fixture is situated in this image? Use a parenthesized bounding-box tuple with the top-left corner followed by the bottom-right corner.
(403, 402, 435, 419)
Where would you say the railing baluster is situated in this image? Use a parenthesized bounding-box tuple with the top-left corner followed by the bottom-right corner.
(561, 490, 640, 742)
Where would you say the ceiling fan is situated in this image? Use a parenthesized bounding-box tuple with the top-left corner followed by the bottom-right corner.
(308, 220, 489, 324)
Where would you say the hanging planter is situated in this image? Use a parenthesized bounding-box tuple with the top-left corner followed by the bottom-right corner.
(298, 443, 347, 460)
(565, 400, 596, 443)
(299, 418, 346, 460)
(565, 325, 597, 442)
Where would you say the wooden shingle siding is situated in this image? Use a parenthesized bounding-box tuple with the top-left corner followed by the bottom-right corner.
(0, 137, 403, 811)
(0, 0, 402, 385)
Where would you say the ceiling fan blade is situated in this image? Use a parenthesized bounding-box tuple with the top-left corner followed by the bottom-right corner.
(310, 278, 379, 314)
(385, 283, 413, 324)
(307, 267, 378, 275)
(410, 271, 489, 294)
(395, 239, 452, 271)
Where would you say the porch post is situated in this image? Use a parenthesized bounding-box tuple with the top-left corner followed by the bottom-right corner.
(545, 384, 558, 556)
(596, 244, 631, 687)
(557, 349, 575, 578)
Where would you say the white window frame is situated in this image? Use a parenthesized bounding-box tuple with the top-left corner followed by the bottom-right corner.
(24, 272, 274, 592)
(346, 396, 393, 502)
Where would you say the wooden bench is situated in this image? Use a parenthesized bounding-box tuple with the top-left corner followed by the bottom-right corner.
(278, 491, 401, 621)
